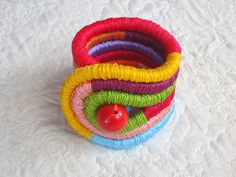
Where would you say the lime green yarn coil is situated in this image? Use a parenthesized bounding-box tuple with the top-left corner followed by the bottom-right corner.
(121, 111, 147, 133)
(84, 82, 176, 133)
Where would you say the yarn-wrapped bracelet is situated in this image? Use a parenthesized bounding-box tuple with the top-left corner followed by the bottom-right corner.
(60, 17, 181, 149)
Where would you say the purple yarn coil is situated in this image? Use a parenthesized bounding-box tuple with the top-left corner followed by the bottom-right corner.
(125, 31, 166, 57)
(91, 70, 179, 94)
(88, 40, 164, 65)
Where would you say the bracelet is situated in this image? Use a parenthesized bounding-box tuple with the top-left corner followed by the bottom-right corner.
(60, 17, 181, 148)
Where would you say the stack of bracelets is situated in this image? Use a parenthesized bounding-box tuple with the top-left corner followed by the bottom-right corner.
(60, 17, 181, 149)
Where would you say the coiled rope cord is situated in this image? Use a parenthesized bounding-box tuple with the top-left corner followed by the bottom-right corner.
(88, 40, 164, 65)
(94, 50, 158, 68)
(84, 82, 176, 132)
(72, 17, 181, 67)
(60, 17, 181, 148)
(71, 82, 175, 140)
(85, 31, 166, 57)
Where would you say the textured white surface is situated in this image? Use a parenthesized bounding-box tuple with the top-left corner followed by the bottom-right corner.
(1, 0, 236, 176)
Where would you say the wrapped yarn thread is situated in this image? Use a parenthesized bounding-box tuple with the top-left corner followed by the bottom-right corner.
(60, 17, 181, 149)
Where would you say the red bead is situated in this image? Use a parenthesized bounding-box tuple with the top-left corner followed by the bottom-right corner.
(96, 104, 128, 132)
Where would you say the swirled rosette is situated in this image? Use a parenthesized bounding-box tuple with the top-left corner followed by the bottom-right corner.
(60, 17, 181, 149)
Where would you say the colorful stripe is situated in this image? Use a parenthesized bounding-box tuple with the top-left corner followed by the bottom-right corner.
(71, 82, 175, 139)
(91, 103, 175, 149)
(91, 70, 179, 94)
(73, 18, 181, 67)
(84, 83, 176, 129)
(94, 50, 158, 68)
(88, 40, 164, 65)
(85, 30, 166, 57)
(71, 82, 174, 140)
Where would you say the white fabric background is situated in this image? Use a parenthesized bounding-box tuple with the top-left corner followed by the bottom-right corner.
(0, 0, 236, 176)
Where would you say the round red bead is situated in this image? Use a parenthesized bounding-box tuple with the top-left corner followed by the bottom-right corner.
(96, 104, 128, 132)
